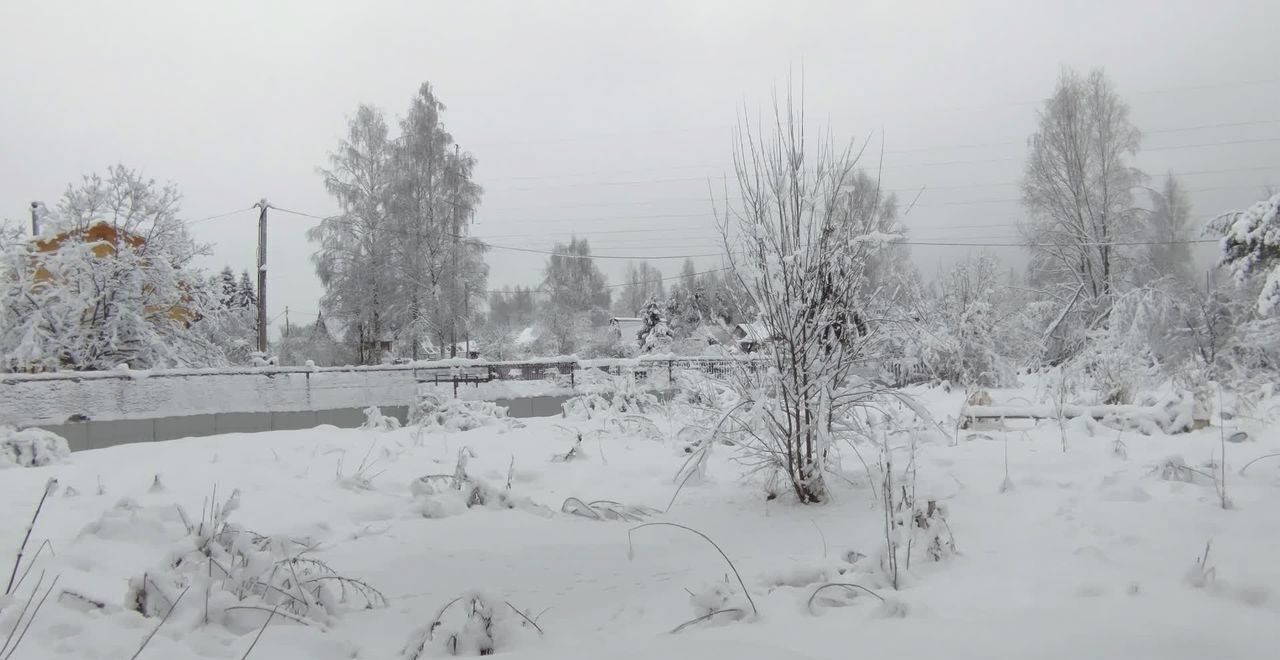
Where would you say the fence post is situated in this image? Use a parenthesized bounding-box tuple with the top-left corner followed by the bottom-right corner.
(667, 360, 673, 387)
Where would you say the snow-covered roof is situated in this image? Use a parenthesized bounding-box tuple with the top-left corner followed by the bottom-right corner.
(733, 322, 770, 343)
(609, 317, 644, 335)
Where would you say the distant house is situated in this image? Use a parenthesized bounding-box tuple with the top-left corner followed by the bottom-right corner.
(30, 221, 197, 326)
(451, 342, 481, 360)
(608, 316, 645, 343)
(732, 322, 772, 353)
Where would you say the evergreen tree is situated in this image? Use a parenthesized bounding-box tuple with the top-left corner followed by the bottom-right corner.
(219, 266, 237, 309)
(236, 270, 257, 309)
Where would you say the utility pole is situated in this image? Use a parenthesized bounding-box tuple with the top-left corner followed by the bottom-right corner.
(284, 306, 290, 338)
(255, 199, 269, 355)
(29, 202, 39, 236)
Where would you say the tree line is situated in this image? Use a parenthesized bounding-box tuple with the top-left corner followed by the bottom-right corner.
(1, 70, 1277, 375)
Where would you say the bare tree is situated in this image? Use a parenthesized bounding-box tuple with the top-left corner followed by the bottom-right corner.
(716, 90, 901, 503)
(1021, 68, 1144, 358)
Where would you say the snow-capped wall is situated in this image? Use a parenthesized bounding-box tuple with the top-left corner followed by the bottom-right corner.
(0, 366, 425, 426)
(0, 357, 743, 427)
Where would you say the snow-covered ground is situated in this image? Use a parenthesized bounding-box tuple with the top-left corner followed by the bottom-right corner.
(2, 384, 1279, 659)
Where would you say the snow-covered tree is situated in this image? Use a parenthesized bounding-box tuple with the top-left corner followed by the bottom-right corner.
(217, 266, 238, 309)
(196, 265, 257, 365)
(309, 104, 398, 364)
(235, 269, 257, 309)
(636, 297, 673, 352)
(309, 85, 488, 363)
(1021, 68, 1145, 361)
(537, 237, 610, 354)
(1140, 174, 1195, 285)
(1207, 191, 1280, 315)
(390, 83, 488, 359)
(487, 286, 537, 329)
(276, 309, 347, 366)
(0, 165, 225, 371)
(613, 261, 664, 317)
(916, 253, 1016, 387)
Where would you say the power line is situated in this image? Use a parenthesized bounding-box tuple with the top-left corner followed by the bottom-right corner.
(456, 79, 1280, 150)
(481, 124, 1280, 191)
(483, 162, 1280, 197)
(286, 264, 739, 313)
(185, 206, 256, 226)
(465, 181, 1276, 241)
(269, 162, 1277, 227)
(269, 206, 335, 221)
(905, 238, 1219, 248)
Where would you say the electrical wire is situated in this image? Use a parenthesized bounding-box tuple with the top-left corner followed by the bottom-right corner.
(185, 207, 256, 226)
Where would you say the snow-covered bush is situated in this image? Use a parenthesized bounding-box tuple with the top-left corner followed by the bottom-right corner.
(1070, 287, 1178, 404)
(0, 426, 71, 468)
(410, 448, 546, 519)
(361, 406, 402, 431)
(562, 369, 658, 419)
(410, 392, 514, 432)
(915, 254, 1017, 387)
(560, 497, 659, 522)
(674, 580, 750, 632)
(401, 592, 543, 658)
(125, 490, 386, 629)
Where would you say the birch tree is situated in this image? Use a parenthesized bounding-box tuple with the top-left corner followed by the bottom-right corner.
(1021, 67, 1144, 359)
(389, 83, 487, 358)
(309, 105, 398, 364)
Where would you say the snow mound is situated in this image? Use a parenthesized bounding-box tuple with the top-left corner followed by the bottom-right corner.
(0, 426, 71, 468)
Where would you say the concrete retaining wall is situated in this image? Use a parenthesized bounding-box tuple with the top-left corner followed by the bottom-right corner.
(1, 367, 424, 427)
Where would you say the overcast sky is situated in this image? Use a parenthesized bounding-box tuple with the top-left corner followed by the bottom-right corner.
(2, 0, 1277, 334)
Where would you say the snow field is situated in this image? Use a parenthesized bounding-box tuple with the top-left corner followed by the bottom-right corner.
(1, 384, 1279, 659)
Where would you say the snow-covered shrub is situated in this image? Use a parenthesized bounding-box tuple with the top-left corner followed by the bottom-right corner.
(410, 448, 547, 519)
(401, 592, 542, 658)
(562, 369, 658, 419)
(906, 499, 958, 563)
(361, 406, 402, 431)
(1072, 287, 1176, 404)
(628, 522, 758, 631)
(410, 393, 514, 432)
(914, 254, 1018, 387)
(126, 490, 385, 629)
(560, 497, 659, 522)
(0, 426, 71, 468)
(673, 580, 750, 632)
(1151, 454, 1214, 485)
